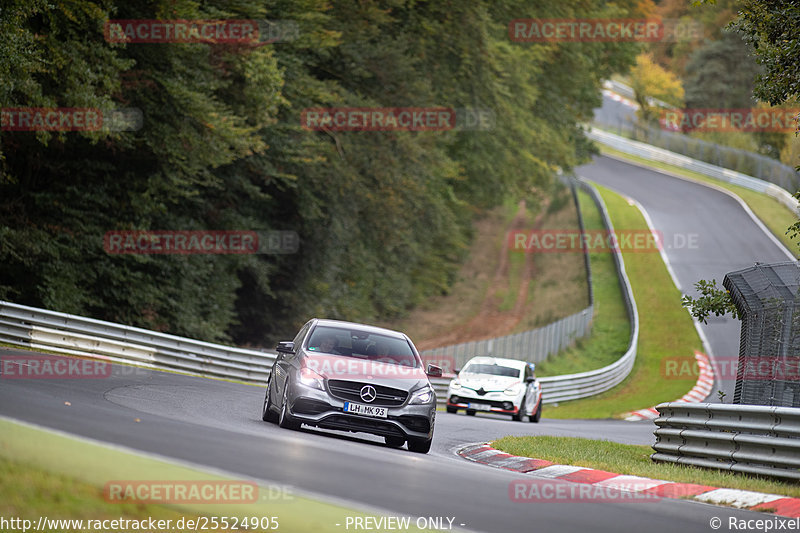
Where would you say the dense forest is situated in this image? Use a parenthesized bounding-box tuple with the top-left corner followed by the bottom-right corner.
(0, 0, 645, 346)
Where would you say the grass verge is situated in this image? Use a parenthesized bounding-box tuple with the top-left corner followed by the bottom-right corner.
(0, 418, 428, 532)
(542, 184, 701, 418)
(535, 189, 628, 376)
(597, 143, 799, 257)
(492, 436, 800, 498)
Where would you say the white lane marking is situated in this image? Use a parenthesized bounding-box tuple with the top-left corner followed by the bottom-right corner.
(594, 152, 796, 261)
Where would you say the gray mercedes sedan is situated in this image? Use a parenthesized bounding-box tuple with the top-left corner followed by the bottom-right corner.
(261, 318, 442, 453)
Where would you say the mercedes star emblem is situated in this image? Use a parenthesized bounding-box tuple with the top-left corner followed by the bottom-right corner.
(360, 385, 377, 403)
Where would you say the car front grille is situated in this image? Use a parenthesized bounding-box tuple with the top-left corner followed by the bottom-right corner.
(327, 379, 408, 406)
(317, 415, 405, 437)
(448, 395, 509, 409)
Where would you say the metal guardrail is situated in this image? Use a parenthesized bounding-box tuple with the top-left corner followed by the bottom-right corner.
(536, 180, 639, 404)
(652, 402, 800, 481)
(419, 308, 593, 372)
(588, 127, 800, 213)
(0, 182, 640, 407)
(0, 300, 275, 383)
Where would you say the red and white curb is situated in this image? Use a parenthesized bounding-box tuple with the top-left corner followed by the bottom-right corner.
(623, 350, 714, 421)
(601, 89, 638, 110)
(458, 442, 800, 517)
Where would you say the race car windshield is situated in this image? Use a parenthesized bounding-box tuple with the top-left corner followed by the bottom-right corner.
(462, 364, 520, 378)
(306, 325, 419, 368)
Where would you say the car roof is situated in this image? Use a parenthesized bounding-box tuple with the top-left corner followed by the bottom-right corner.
(311, 318, 408, 339)
(463, 356, 530, 370)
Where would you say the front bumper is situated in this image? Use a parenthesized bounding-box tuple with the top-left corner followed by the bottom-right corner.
(287, 383, 435, 440)
(446, 389, 524, 414)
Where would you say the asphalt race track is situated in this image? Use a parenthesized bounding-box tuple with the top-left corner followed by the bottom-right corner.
(0, 346, 761, 533)
(579, 155, 795, 399)
(1, 155, 790, 532)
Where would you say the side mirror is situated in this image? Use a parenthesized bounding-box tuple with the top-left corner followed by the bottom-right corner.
(426, 364, 443, 378)
(276, 341, 295, 354)
(525, 376, 536, 383)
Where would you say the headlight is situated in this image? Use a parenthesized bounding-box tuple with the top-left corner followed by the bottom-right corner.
(299, 367, 324, 390)
(504, 383, 522, 396)
(450, 379, 461, 390)
(410, 385, 435, 404)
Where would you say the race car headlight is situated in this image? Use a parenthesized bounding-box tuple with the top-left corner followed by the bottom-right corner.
(299, 367, 325, 390)
(410, 385, 435, 405)
(504, 383, 522, 396)
(449, 379, 461, 390)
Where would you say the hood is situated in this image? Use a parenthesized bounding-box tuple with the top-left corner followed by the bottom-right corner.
(457, 373, 520, 392)
(303, 352, 429, 390)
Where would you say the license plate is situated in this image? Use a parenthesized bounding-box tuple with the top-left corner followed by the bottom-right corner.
(468, 402, 492, 411)
(344, 401, 388, 418)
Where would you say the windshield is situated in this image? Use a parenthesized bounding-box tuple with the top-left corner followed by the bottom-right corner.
(306, 325, 419, 368)
(462, 363, 521, 378)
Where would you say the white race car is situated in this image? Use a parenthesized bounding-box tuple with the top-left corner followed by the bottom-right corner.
(446, 356, 542, 422)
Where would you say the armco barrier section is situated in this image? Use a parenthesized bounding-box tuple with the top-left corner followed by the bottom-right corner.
(652, 402, 800, 481)
(419, 307, 593, 371)
(0, 301, 275, 383)
(536, 180, 639, 404)
(587, 127, 799, 214)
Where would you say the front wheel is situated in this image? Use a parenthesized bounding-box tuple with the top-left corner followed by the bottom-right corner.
(407, 437, 432, 454)
(466, 409, 476, 416)
(278, 382, 301, 430)
(512, 395, 525, 422)
(261, 378, 277, 423)
(446, 405, 458, 414)
(529, 400, 542, 423)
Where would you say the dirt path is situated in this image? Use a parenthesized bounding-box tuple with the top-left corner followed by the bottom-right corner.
(416, 200, 544, 350)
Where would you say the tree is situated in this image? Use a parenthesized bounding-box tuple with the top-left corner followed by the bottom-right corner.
(684, 30, 761, 110)
(0, 0, 644, 346)
(629, 52, 684, 123)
